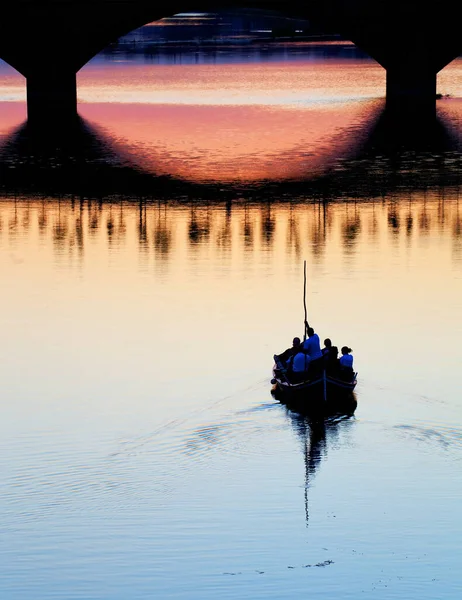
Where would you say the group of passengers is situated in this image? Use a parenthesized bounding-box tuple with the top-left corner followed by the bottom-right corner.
(276, 322, 354, 383)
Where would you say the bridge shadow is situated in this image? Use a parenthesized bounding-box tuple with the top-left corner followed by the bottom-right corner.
(278, 103, 462, 201)
(0, 117, 212, 200)
(0, 105, 460, 201)
(363, 104, 460, 155)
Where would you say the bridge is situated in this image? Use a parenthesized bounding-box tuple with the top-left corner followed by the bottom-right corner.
(0, 1, 460, 123)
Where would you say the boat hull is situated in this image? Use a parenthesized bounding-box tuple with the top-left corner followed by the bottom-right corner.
(272, 371, 357, 417)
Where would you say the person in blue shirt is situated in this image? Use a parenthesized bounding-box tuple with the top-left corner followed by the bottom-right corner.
(302, 325, 323, 361)
(338, 346, 354, 381)
(339, 346, 353, 369)
(293, 351, 311, 373)
(291, 351, 311, 383)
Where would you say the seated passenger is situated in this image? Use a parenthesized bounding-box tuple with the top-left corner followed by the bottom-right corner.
(322, 338, 339, 359)
(293, 351, 311, 372)
(302, 325, 323, 361)
(322, 338, 339, 372)
(339, 346, 354, 380)
(277, 337, 302, 364)
(339, 346, 353, 368)
(291, 351, 311, 383)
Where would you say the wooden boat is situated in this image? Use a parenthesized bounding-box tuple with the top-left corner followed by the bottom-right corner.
(274, 260, 358, 417)
(271, 355, 358, 417)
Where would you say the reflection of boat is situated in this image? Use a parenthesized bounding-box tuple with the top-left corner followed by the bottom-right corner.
(288, 411, 354, 524)
(271, 356, 357, 417)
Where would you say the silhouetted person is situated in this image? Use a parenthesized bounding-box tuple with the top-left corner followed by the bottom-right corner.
(322, 338, 339, 373)
(277, 336, 302, 364)
(322, 337, 333, 356)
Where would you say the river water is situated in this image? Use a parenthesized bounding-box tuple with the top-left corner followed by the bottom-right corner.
(0, 44, 461, 599)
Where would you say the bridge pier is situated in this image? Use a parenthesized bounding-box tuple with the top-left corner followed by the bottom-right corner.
(386, 67, 437, 115)
(26, 71, 77, 125)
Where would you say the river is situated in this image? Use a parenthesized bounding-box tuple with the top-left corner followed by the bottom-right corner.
(0, 44, 461, 599)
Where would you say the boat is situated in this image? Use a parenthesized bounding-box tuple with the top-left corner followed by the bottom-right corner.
(272, 259, 358, 417)
(271, 355, 358, 417)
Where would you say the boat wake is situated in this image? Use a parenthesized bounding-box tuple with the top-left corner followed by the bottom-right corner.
(393, 421, 462, 454)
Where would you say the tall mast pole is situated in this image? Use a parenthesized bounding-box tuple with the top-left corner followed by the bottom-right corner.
(303, 260, 308, 341)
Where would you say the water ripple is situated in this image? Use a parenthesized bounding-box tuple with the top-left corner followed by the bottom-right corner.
(393, 422, 462, 453)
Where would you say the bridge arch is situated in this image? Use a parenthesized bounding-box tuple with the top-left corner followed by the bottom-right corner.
(0, 1, 460, 122)
(77, 5, 356, 68)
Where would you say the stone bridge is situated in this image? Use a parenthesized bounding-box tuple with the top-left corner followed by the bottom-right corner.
(0, 1, 460, 122)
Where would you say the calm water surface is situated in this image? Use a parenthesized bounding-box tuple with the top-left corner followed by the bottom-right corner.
(1, 198, 462, 599)
(0, 45, 461, 599)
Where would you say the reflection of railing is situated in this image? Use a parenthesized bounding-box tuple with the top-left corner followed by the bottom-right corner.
(1, 197, 462, 264)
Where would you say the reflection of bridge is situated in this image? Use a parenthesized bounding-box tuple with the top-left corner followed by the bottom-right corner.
(0, 105, 460, 200)
(0, 1, 460, 122)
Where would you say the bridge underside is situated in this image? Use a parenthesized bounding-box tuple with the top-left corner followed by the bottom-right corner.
(0, 1, 460, 123)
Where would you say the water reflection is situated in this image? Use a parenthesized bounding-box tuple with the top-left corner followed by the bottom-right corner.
(0, 118, 189, 200)
(287, 411, 355, 525)
(2, 197, 462, 264)
(102, 41, 368, 66)
(0, 102, 460, 201)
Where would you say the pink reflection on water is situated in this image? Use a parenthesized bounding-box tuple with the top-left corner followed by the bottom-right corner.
(79, 100, 383, 182)
(0, 103, 26, 139)
(76, 57, 389, 182)
(0, 53, 461, 184)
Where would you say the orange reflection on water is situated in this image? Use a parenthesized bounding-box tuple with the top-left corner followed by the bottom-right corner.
(1, 195, 462, 403)
(77, 59, 386, 105)
(2, 194, 462, 266)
